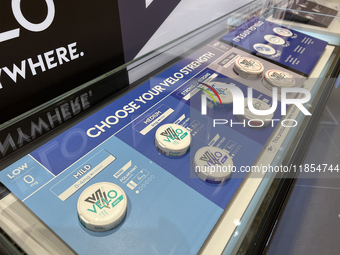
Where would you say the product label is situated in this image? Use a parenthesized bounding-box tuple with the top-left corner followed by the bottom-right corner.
(84, 189, 123, 214)
(239, 58, 262, 71)
(133, 104, 174, 135)
(51, 150, 116, 201)
(267, 70, 295, 86)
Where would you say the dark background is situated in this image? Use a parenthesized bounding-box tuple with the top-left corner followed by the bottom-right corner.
(0, 0, 125, 123)
(118, 0, 181, 62)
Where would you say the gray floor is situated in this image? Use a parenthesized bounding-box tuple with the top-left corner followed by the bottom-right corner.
(265, 83, 340, 255)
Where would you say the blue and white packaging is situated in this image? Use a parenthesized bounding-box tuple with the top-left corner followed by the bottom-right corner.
(220, 17, 328, 76)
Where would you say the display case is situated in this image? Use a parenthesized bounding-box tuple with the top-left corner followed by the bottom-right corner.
(0, 1, 340, 254)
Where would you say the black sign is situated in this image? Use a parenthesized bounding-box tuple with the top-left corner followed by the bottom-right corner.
(0, 68, 128, 160)
(0, 0, 125, 123)
(118, 0, 181, 62)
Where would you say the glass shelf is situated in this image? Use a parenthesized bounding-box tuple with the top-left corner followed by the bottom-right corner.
(0, 1, 340, 255)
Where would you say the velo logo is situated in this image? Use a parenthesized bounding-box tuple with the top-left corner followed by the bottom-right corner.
(85, 188, 119, 213)
(160, 125, 188, 142)
(1, 0, 55, 43)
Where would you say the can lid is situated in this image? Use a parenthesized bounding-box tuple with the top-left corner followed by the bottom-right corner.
(253, 43, 276, 55)
(236, 98, 274, 128)
(273, 27, 293, 37)
(263, 70, 295, 88)
(155, 124, 191, 157)
(264, 35, 285, 45)
(193, 146, 232, 184)
(77, 182, 127, 232)
(203, 82, 233, 105)
(233, 57, 264, 79)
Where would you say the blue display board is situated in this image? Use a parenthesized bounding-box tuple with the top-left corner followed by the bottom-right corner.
(220, 17, 327, 76)
(0, 19, 327, 255)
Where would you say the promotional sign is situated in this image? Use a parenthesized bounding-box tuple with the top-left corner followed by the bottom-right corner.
(0, 0, 125, 123)
(1, 44, 231, 255)
(220, 17, 328, 76)
(0, 19, 325, 254)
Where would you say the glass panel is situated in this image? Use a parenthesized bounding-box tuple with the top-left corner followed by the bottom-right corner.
(1, 1, 340, 254)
